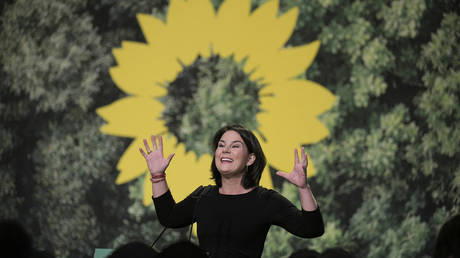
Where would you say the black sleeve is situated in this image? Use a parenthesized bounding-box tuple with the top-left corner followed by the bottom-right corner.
(152, 186, 204, 228)
(267, 190, 324, 238)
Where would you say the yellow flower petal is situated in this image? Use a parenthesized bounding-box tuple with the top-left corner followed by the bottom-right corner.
(137, 14, 166, 45)
(162, 0, 215, 64)
(111, 43, 165, 96)
(262, 80, 336, 114)
(259, 137, 317, 178)
(116, 138, 149, 184)
(259, 166, 274, 189)
(143, 172, 153, 205)
(111, 43, 180, 93)
(257, 80, 335, 171)
(249, 2, 298, 52)
(96, 97, 166, 138)
(216, 0, 250, 19)
(253, 41, 320, 86)
(166, 0, 189, 26)
(219, 0, 278, 74)
(213, 0, 251, 59)
(161, 137, 215, 202)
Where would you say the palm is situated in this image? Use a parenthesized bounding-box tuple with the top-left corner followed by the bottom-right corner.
(145, 150, 170, 174)
(276, 147, 308, 188)
(139, 135, 174, 174)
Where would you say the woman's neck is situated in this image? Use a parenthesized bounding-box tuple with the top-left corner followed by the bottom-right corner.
(219, 176, 254, 195)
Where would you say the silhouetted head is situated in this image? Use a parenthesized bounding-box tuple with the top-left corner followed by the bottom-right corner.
(0, 219, 33, 258)
(434, 214, 460, 258)
(318, 247, 354, 258)
(289, 247, 320, 258)
(108, 241, 158, 258)
(158, 241, 208, 258)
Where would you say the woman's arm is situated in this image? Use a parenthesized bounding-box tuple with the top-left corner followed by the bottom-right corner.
(268, 189, 324, 238)
(297, 184, 318, 211)
(140, 134, 198, 227)
(153, 189, 197, 228)
(271, 148, 323, 237)
(276, 147, 318, 211)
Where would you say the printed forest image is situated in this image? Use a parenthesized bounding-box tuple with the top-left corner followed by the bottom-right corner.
(1, 0, 459, 257)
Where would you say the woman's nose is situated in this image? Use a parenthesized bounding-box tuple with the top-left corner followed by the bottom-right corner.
(223, 146, 231, 153)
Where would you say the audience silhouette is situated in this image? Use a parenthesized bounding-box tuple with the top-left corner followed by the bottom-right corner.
(433, 214, 460, 258)
(108, 241, 159, 258)
(289, 247, 320, 258)
(158, 240, 208, 258)
(0, 219, 34, 258)
(317, 247, 354, 258)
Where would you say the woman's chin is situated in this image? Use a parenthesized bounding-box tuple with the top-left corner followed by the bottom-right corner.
(218, 169, 245, 178)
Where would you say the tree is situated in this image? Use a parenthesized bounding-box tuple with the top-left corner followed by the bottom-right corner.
(0, 0, 174, 256)
(1, 0, 458, 257)
(261, 0, 459, 257)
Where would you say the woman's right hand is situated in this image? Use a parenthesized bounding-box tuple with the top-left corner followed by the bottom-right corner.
(139, 134, 175, 175)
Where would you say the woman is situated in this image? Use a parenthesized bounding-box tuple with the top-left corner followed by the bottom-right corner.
(140, 124, 324, 258)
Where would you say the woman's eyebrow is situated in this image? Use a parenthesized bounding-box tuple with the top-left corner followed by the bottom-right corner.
(219, 140, 243, 144)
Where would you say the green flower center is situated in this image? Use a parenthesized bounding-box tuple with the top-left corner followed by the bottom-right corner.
(160, 55, 263, 157)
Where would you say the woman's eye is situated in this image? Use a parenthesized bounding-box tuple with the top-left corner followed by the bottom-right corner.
(218, 144, 224, 148)
(232, 145, 240, 148)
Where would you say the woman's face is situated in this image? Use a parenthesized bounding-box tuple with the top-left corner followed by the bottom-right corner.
(215, 130, 255, 176)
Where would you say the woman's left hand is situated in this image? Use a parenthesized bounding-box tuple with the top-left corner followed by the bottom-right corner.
(276, 147, 309, 188)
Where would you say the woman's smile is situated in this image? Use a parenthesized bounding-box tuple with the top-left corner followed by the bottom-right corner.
(215, 130, 251, 175)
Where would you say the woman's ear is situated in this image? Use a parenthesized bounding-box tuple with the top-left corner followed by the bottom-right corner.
(247, 153, 256, 166)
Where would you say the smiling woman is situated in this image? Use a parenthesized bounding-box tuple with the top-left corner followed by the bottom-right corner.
(211, 125, 264, 192)
(139, 124, 324, 258)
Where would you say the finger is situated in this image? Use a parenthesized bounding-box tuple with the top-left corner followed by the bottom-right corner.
(276, 171, 289, 180)
(164, 153, 175, 170)
(166, 153, 175, 164)
(143, 138, 151, 153)
(139, 148, 147, 158)
(151, 134, 157, 149)
(302, 147, 309, 167)
(301, 147, 307, 164)
(158, 135, 164, 155)
(294, 148, 299, 164)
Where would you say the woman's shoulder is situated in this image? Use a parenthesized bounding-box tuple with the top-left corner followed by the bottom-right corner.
(255, 186, 281, 199)
(253, 186, 294, 212)
(190, 185, 216, 198)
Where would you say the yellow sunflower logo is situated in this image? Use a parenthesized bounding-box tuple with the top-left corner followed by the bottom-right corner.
(97, 0, 335, 205)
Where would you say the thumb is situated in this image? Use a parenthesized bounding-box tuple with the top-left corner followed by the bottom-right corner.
(276, 171, 290, 180)
(166, 153, 175, 164)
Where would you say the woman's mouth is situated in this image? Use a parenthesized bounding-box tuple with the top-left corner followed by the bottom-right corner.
(221, 158, 233, 163)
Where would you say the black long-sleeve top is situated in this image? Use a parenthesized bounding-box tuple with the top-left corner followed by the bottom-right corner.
(153, 185, 324, 258)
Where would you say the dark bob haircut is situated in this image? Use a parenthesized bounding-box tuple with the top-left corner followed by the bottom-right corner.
(210, 124, 267, 188)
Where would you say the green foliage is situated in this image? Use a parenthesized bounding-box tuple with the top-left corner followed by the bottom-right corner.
(378, 0, 427, 38)
(31, 113, 126, 257)
(416, 13, 460, 158)
(161, 55, 262, 156)
(263, 225, 295, 258)
(0, 165, 23, 219)
(264, 1, 459, 257)
(0, 0, 169, 257)
(1, 0, 459, 257)
(0, 0, 110, 112)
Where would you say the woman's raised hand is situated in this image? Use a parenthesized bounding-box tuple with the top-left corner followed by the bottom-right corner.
(276, 147, 309, 188)
(139, 135, 175, 175)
